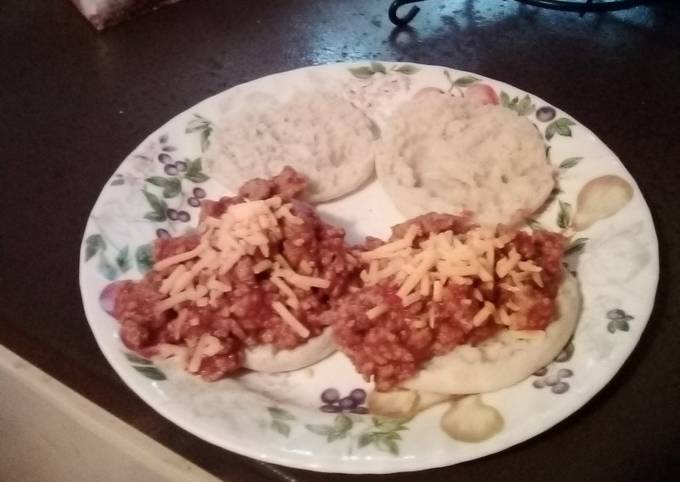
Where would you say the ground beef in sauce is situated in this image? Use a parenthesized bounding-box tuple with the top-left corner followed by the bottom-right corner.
(199, 167, 306, 222)
(112, 168, 361, 381)
(332, 213, 566, 391)
(390, 212, 474, 240)
(331, 282, 491, 391)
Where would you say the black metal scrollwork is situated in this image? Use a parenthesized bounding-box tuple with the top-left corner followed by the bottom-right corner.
(388, 0, 644, 26)
(388, 0, 426, 27)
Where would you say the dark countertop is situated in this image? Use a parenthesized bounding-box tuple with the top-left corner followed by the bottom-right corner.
(2, 0, 679, 480)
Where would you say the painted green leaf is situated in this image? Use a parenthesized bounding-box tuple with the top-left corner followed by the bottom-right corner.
(97, 254, 117, 280)
(200, 128, 212, 152)
(545, 124, 556, 140)
(145, 175, 167, 189)
(185, 158, 210, 183)
(85, 234, 106, 261)
(384, 438, 399, 455)
(146, 176, 168, 186)
(515, 94, 535, 116)
(110, 178, 125, 186)
(501, 93, 534, 116)
(394, 64, 418, 75)
(452, 75, 480, 87)
(267, 407, 296, 421)
(358, 433, 375, 448)
(305, 424, 334, 436)
(616, 320, 630, 332)
(142, 190, 168, 221)
(606, 309, 626, 320)
(327, 431, 347, 443)
(159, 134, 168, 143)
(333, 413, 353, 433)
(271, 420, 291, 437)
(133, 365, 166, 381)
(163, 178, 181, 198)
(144, 212, 166, 222)
(545, 117, 576, 140)
(370, 61, 386, 74)
(376, 436, 400, 455)
(606, 317, 630, 333)
(555, 118, 576, 135)
(185, 115, 212, 133)
(559, 157, 583, 169)
(526, 218, 544, 231)
(135, 243, 154, 273)
(348, 66, 374, 79)
(162, 145, 177, 152)
(557, 200, 572, 229)
(372, 416, 408, 432)
(565, 237, 588, 256)
(124, 352, 153, 366)
(146, 176, 182, 198)
(544, 185, 562, 205)
(115, 246, 131, 273)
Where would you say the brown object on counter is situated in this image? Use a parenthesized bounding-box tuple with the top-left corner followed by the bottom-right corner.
(70, 0, 183, 30)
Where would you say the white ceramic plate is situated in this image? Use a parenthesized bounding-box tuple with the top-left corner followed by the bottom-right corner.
(79, 62, 658, 474)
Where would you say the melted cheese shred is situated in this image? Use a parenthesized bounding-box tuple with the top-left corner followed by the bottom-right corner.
(360, 225, 546, 327)
(150, 195, 329, 339)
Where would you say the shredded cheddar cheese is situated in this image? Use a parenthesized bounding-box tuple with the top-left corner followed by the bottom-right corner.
(149, 195, 334, 340)
(358, 225, 549, 328)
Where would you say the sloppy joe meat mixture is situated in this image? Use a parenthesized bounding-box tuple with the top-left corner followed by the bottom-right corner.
(113, 167, 361, 381)
(331, 214, 566, 391)
(112, 168, 565, 388)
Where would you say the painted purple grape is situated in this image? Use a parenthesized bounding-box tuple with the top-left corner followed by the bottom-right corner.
(99, 281, 125, 316)
(177, 211, 190, 222)
(339, 397, 356, 410)
(157, 153, 173, 164)
(193, 187, 207, 199)
(156, 228, 170, 239)
(167, 208, 179, 221)
(536, 106, 556, 122)
(350, 406, 369, 415)
(349, 388, 367, 404)
(321, 388, 340, 403)
(320, 404, 341, 413)
(164, 164, 178, 176)
(187, 197, 201, 208)
(532, 379, 546, 389)
(175, 161, 187, 172)
(544, 374, 560, 386)
(551, 382, 569, 394)
(533, 367, 548, 377)
(557, 368, 573, 378)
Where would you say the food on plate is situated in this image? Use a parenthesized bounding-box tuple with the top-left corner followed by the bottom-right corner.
(206, 91, 379, 203)
(402, 272, 580, 394)
(112, 167, 362, 380)
(330, 212, 581, 393)
(375, 94, 555, 227)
